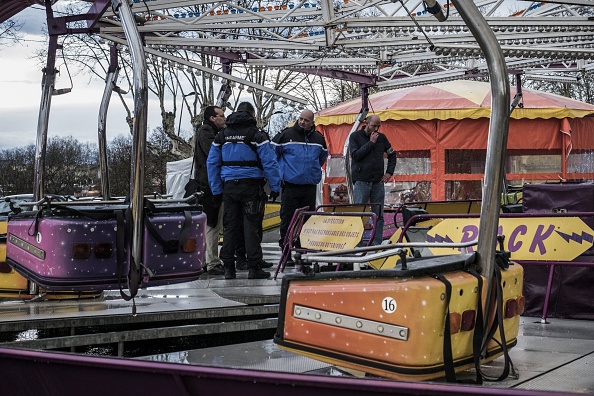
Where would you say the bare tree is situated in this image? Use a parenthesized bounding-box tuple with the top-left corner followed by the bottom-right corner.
(146, 127, 177, 194)
(0, 137, 100, 197)
(30, 1, 373, 167)
(141, 49, 219, 157)
(0, 145, 35, 195)
(107, 134, 132, 197)
(0, 19, 24, 49)
(44, 136, 97, 195)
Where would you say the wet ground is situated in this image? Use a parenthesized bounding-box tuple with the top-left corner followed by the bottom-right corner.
(139, 317, 594, 393)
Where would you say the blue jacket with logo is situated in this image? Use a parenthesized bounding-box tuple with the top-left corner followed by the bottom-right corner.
(207, 111, 281, 195)
(271, 124, 328, 185)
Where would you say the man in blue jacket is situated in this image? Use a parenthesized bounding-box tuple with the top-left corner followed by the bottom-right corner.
(207, 102, 281, 279)
(349, 114, 396, 245)
(272, 109, 328, 258)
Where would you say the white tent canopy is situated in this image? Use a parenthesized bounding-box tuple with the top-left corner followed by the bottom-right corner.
(166, 157, 193, 199)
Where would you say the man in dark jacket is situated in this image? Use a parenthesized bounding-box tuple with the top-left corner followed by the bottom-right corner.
(349, 114, 396, 245)
(272, 109, 328, 256)
(193, 105, 226, 275)
(207, 102, 281, 280)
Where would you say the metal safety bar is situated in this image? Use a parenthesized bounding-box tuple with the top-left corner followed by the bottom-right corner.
(16, 194, 202, 208)
(300, 240, 478, 264)
(274, 208, 379, 279)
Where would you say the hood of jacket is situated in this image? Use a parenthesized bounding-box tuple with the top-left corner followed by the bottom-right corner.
(225, 110, 257, 128)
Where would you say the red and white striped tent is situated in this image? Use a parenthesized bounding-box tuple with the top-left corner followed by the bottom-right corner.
(315, 80, 594, 202)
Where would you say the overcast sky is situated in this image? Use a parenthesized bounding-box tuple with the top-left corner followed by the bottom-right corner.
(0, 6, 166, 150)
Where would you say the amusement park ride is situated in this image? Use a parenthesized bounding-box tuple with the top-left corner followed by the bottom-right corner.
(0, 0, 593, 391)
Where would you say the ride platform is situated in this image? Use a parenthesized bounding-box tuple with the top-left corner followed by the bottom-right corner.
(0, 237, 593, 394)
(1, 268, 593, 394)
(141, 316, 594, 394)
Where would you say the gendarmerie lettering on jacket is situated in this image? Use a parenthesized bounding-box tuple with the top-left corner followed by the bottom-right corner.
(207, 110, 281, 196)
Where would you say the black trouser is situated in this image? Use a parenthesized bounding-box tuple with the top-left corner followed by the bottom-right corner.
(279, 183, 317, 247)
(235, 207, 264, 262)
(220, 179, 266, 270)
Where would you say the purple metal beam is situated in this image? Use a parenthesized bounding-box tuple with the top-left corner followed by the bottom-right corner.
(0, 348, 568, 396)
(199, 52, 376, 85)
(0, 0, 109, 34)
(290, 68, 376, 85)
(360, 84, 371, 110)
(0, 0, 35, 23)
(85, 0, 110, 29)
(47, 0, 110, 36)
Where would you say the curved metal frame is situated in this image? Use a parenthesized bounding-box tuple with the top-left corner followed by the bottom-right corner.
(29, 0, 149, 296)
(97, 44, 120, 200)
(452, 0, 511, 339)
(114, 0, 149, 280)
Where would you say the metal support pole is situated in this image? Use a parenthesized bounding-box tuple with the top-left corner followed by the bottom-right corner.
(452, 0, 511, 341)
(30, 0, 62, 295)
(33, 0, 60, 202)
(112, 0, 149, 287)
(98, 44, 120, 200)
(343, 84, 370, 203)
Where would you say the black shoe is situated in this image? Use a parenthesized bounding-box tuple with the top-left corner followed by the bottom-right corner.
(207, 264, 225, 275)
(236, 259, 248, 271)
(285, 257, 295, 267)
(259, 260, 273, 269)
(224, 268, 236, 279)
(248, 268, 271, 279)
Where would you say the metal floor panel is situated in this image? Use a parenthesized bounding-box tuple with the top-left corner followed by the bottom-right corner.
(0, 287, 245, 324)
(516, 332, 594, 355)
(457, 348, 584, 389)
(516, 353, 594, 393)
(436, 318, 594, 392)
(520, 317, 594, 341)
(140, 339, 333, 374)
(212, 285, 283, 304)
(140, 316, 594, 394)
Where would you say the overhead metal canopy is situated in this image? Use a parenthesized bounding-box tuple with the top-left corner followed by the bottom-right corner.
(3, 0, 594, 99)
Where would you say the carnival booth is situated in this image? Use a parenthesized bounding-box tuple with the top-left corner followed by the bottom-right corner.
(316, 80, 594, 205)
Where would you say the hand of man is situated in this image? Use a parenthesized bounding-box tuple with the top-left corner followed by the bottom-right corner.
(370, 132, 379, 143)
(269, 191, 280, 202)
(212, 194, 223, 207)
(381, 173, 392, 183)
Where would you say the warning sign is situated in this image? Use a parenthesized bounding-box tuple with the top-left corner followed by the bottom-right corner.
(427, 217, 594, 261)
(300, 215, 364, 251)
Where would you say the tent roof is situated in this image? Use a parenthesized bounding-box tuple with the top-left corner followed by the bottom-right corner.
(315, 80, 594, 126)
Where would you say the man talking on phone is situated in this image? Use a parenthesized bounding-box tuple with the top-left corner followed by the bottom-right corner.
(348, 114, 396, 245)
